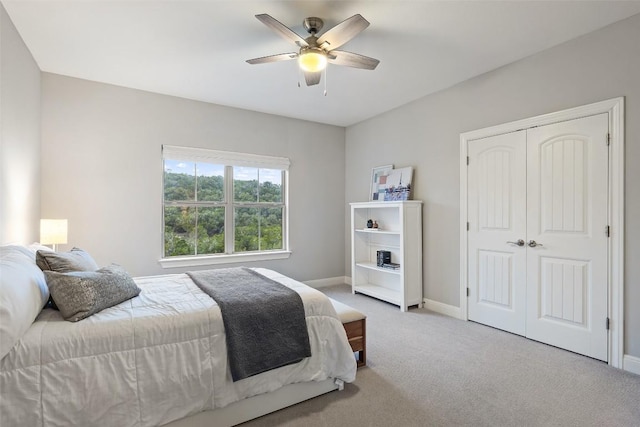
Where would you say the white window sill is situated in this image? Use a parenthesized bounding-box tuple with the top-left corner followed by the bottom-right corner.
(158, 250, 291, 269)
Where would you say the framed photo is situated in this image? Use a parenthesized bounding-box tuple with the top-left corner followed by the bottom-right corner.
(370, 164, 394, 201)
(383, 166, 413, 201)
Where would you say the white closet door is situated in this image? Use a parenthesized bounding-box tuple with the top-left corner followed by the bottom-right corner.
(525, 114, 609, 361)
(467, 131, 527, 335)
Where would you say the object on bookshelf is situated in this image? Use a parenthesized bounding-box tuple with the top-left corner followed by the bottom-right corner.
(373, 220, 379, 229)
(381, 262, 400, 270)
(367, 219, 373, 228)
(383, 167, 413, 201)
(376, 250, 391, 267)
(370, 165, 394, 201)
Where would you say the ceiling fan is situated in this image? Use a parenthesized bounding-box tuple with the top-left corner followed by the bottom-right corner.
(246, 13, 380, 87)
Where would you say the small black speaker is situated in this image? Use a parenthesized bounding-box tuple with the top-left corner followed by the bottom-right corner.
(376, 250, 391, 267)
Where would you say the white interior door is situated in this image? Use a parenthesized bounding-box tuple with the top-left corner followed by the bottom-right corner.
(467, 131, 527, 335)
(525, 114, 609, 361)
(467, 114, 609, 362)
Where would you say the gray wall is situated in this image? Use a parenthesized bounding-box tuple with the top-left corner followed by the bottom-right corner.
(345, 13, 640, 357)
(0, 3, 40, 245)
(41, 74, 346, 281)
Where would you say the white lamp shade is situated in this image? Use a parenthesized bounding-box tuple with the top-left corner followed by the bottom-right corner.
(40, 219, 68, 245)
(298, 51, 327, 72)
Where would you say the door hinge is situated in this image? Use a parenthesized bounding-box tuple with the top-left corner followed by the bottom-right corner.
(467, 222, 470, 231)
(606, 225, 610, 237)
(466, 288, 470, 297)
(466, 156, 469, 165)
(606, 317, 610, 330)
(607, 133, 611, 146)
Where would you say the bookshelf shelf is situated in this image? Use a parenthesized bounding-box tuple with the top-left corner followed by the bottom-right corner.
(355, 262, 401, 275)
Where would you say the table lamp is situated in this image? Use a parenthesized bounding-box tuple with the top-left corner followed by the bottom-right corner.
(40, 219, 68, 251)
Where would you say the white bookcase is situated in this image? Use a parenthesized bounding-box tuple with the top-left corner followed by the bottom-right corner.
(350, 201, 423, 311)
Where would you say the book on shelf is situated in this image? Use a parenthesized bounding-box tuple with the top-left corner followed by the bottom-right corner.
(381, 262, 400, 270)
(376, 250, 391, 267)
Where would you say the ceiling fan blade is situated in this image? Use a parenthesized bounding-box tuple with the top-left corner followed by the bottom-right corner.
(255, 14, 309, 48)
(317, 14, 369, 50)
(327, 50, 380, 70)
(246, 52, 298, 65)
(304, 71, 321, 86)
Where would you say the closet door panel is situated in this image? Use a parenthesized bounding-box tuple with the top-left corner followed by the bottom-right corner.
(525, 113, 609, 362)
(467, 131, 527, 335)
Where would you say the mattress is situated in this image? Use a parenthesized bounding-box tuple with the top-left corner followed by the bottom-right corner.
(0, 268, 356, 427)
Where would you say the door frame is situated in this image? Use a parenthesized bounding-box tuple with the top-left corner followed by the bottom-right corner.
(459, 97, 624, 368)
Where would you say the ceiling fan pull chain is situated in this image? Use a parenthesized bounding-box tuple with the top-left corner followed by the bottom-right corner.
(323, 67, 328, 96)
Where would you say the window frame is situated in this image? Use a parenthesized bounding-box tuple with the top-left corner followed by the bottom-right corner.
(159, 145, 290, 268)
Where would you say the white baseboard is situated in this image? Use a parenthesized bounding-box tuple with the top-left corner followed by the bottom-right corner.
(303, 276, 349, 289)
(623, 354, 640, 375)
(345, 276, 352, 286)
(423, 298, 464, 319)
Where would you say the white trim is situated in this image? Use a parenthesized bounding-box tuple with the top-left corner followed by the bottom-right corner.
(459, 98, 624, 142)
(459, 132, 469, 322)
(623, 355, 640, 376)
(345, 275, 352, 286)
(303, 276, 348, 289)
(159, 251, 291, 268)
(162, 145, 290, 170)
(459, 97, 624, 368)
(423, 298, 464, 320)
(608, 99, 625, 369)
(164, 378, 339, 427)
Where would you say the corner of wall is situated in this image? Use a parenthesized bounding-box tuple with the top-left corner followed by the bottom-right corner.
(0, 3, 42, 244)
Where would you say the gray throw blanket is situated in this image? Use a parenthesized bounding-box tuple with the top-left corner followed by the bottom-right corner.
(187, 267, 311, 382)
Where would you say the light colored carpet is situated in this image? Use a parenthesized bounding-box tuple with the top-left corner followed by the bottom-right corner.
(242, 284, 640, 426)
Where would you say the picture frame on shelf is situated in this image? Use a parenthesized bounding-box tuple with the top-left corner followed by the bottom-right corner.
(383, 166, 413, 201)
(370, 164, 394, 201)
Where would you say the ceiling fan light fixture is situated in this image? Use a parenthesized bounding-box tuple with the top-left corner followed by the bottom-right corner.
(247, 14, 379, 86)
(298, 49, 327, 72)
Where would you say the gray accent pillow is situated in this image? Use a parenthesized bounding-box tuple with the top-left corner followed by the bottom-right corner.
(36, 247, 99, 273)
(44, 264, 141, 322)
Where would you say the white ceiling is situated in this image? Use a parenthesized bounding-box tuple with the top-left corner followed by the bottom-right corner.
(4, 1, 640, 127)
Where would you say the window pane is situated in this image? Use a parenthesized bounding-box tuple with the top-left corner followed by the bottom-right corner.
(258, 169, 282, 203)
(234, 207, 259, 252)
(164, 206, 195, 256)
(260, 207, 283, 250)
(233, 167, 258, 202)
(164, 160, 195, 201)
(196, 207, 225, 254)
(234, 207, 283, 253)
(197, 163, 224, 202)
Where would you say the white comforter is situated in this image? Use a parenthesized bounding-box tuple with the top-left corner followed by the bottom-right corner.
(0, 268, 356, 427)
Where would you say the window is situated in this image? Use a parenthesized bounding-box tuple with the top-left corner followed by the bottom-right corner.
(160, 146, 290, 267)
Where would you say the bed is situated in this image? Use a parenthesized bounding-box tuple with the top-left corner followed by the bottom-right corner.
(0, 245, 357, 426)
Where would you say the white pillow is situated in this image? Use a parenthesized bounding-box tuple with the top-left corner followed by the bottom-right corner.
(0, 245, 50, 359)
(27, 242, 54, 254)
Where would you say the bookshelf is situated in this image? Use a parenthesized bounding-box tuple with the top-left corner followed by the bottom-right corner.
(350, 201, 423, 311)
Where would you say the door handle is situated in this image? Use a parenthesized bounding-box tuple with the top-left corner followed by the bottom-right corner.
(507, 239, 525, 247)
(528, 240, 543, 247)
